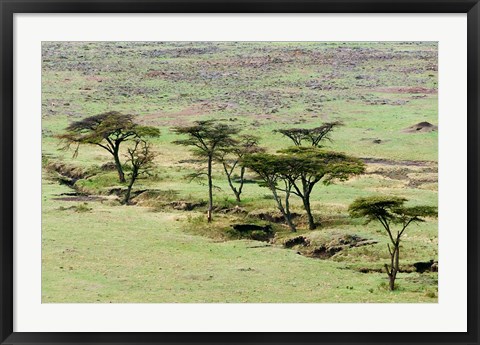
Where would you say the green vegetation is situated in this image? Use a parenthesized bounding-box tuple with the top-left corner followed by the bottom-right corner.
(218, 134, 264, 203)
(57, 111, 160, 182)
(349, 196, 437, 290)
(123, 139, 156, 204)
(42, 41, 438, 303)
(172, 120, 240, 222)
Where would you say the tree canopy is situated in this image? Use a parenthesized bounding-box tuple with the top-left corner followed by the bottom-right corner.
(349, 196, 437, 231)
(243, 148, 365, 231)
(273, 121, 343, 147)
(349, 195, 437, 290)
(172, 120, 239, 157)
(58, 111, 160, 182)
(242, 152, 298, 232)
(172, 120, 240, 222)
(217, 134, 265, 202)
(277, 147, 365, 229)
(123, 139, 156, 205)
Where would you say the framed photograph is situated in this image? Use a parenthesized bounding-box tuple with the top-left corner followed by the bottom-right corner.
(1, 0, 479, 344)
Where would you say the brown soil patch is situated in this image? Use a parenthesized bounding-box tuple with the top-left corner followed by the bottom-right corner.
(305, 235, 378, 259)
(363, 159, 438, 188)
(283, 236, 310, 248)
(248, 210, 301, 224)
(100, 162, 117, 171)
(139, 108, 201, 126)
(86, 75, 108, 83)
(46, 162, 91, 180)
(169, 201, 207, 211)
(53, 195, 106, 202)
(402, 121, 438, 133)
(282, 233, 378, 259)
(45, 162, 95, 186)
(376, 87, 437, 94)
(232, 224, 272, 232)
(144, 70, 184, 80)
(361, 157, 434, 167)
(140, 102, 234, 126)
(207, 55, 290, 69)
(216, 205, 248, 214)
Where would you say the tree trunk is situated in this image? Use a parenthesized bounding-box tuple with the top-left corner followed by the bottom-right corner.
(237, 166, 246, 202)
(113, 148, 126, 183)
(298, 178, 320, 230)
(303, 198, 316, 230)
(392, 241, 400, 291)
(207, 155, 213, 222)
(284, 214, 297, 232)
(271, 186, 296, 232)
(234, 191, 241, 203)
(284, 197, 297, 233)
(386, 244, 399, 291)
(123, 168, 137, 205)
(124, 179, 134, 205)
(388, 274, 395, 291)
(395, 241, 400, 274)
(223, 163, 242, 203)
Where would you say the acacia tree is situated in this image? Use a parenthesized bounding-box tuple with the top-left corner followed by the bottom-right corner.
(217, 135, 264, 203)
(280, 147, 365, 230)
(123, 139, 155, 205)
(273, 121, 343, 147)
(349, 196, 437, 291)
(242, 153, 298, 232)
(58, 111, 160, 183)
(173, 120, 240, 222)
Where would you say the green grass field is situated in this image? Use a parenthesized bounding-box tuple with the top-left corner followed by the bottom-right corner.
(42, 41, 438, 303)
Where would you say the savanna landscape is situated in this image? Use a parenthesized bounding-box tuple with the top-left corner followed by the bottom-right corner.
(42, 42, 438, 303)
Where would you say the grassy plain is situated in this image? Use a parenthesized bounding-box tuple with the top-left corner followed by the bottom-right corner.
(42, 42, 438, 302)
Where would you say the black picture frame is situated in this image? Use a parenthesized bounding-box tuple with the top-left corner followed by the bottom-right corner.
(1, 1, 479, 344)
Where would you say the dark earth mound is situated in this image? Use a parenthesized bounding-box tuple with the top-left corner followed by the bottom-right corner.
(402, 121, 438, 133)
(283, 233, 378, 259)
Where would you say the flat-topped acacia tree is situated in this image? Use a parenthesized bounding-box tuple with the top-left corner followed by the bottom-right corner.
(123, 139, 156, 205)
(280, 147, 365, 230)
(242, 153, 299, 232)
(217, 134, 265, 203)
(349, 196, 437, 291)
(173, 120, 240, 222)
(58, 111, 160, 183)
(273, 121, 343, 147)
(273, 122, 360, 229)
(243, 148, 365, 232)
